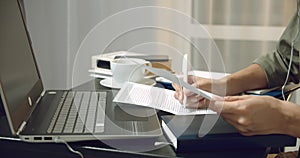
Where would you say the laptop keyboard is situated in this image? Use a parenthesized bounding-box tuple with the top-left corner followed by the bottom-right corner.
(47, 91, 106, 134)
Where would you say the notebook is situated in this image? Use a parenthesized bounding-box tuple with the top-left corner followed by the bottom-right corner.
(0, 0, 161, 142)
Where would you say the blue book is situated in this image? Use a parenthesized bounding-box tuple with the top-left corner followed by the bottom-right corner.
(161, 115, 296, 153)
(245, 83, 300, 99)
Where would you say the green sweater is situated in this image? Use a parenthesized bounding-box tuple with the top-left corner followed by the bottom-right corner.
(254, 13, 300, 88)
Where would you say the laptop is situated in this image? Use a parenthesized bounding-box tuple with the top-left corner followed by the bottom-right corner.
(0, 0, 162, 142)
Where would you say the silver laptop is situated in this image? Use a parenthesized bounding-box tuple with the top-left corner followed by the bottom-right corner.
(0, 0, 162, 142)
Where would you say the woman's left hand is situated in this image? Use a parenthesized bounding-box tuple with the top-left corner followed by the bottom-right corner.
(212, 95, 289, 136)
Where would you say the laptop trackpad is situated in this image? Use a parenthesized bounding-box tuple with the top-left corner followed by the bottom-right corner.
(113, 105, 150, 121)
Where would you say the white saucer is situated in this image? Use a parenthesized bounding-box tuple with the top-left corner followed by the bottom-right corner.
(100, 78, 156, 89)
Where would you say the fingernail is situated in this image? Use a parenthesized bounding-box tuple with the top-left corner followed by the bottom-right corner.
(174, 93, 178, 98)
(179, 92, 183, 101)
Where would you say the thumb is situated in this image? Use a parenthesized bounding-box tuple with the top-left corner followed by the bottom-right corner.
(224, 95, 244, 101)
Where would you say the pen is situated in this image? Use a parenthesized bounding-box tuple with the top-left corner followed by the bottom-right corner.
(182, 54, 188, 107)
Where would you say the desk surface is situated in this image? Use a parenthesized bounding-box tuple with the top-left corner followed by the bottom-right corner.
(0, 79, 296, 158)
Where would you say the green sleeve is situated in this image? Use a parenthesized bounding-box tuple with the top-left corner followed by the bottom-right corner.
(253, 13, 300, 88)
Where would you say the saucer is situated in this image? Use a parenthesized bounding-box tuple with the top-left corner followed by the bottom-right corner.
(100, 78, 156, 89)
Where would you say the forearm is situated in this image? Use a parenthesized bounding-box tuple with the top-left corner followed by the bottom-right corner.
(220, 64, 268, 95)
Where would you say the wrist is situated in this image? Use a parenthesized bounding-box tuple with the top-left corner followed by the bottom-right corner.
(219, 64, 268, 96)
(210, 78, 228, 96)
(219, 75, 238, 95)
(279, 100, 300, 137)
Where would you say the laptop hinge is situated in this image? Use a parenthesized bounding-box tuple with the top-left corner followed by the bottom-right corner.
(40, 90, 45, 97)
(17, 91, 44, 135)
(16, 121, 26, 135)
(33, 90, 45, 107)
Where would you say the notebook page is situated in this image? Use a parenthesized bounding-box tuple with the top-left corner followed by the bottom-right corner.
(113, 82, 215, 115)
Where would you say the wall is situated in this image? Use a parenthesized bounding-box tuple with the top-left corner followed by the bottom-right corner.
(24, 0, 191, 89)
(191, 0, 296, 73)
(24, 0, 69, 89)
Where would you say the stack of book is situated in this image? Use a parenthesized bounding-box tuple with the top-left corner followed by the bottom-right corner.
(161, 114, 296, 153)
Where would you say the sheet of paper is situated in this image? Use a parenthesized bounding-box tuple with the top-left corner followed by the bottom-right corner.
(145, 66, 223, 101)
(113, 82, 216, 115)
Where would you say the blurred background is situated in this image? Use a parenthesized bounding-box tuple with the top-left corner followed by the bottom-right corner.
(23, 0, 295, 86)
(23, 0, 299, 151)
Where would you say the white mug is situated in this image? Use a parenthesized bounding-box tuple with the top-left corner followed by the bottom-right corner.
(110, 58, 151, 85)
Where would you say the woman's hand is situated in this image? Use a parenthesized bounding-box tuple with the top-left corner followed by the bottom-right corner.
(212, 95, 291, 136)
(172, 75, 213, 108)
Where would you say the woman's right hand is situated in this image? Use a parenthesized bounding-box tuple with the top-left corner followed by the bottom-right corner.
(172, 75, 214, 108)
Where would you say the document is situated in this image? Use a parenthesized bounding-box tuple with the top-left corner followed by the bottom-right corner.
(113, 82, 216, 115)
(145, 66, 223, 101)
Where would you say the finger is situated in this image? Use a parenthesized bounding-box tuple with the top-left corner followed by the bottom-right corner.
(171, 82, 181, 91)
(221, 113, 240, 124)
(185, 95, 199, 108)
(174, 91, 179, 99)
(183, 89, 192, 96)
(186, 94, 199, 103)
(183, 87, 195, 97)
(173, 91, 183, 104)
(221, 113, 258, 136)
(200, 98, 211, 108)
(222, 117, 247, 134)
(186, 94, 204, 104)
(172, 82, 184, 102)
(223, 95, 249, 101)
(188, 75, 202, 84)
(186, 98, 210, 109)
(209, 100, 223, 113)
(210, 100, 237, 114)
(183, 82, 201, 97)
(221, 114, 250, 134)
(178, 90, 184, 103)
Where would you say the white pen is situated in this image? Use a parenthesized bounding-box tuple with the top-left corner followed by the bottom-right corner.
(182, 54, 188, 107)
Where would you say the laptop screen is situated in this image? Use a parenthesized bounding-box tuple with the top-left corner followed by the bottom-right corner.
(0, 0, 43, 134)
